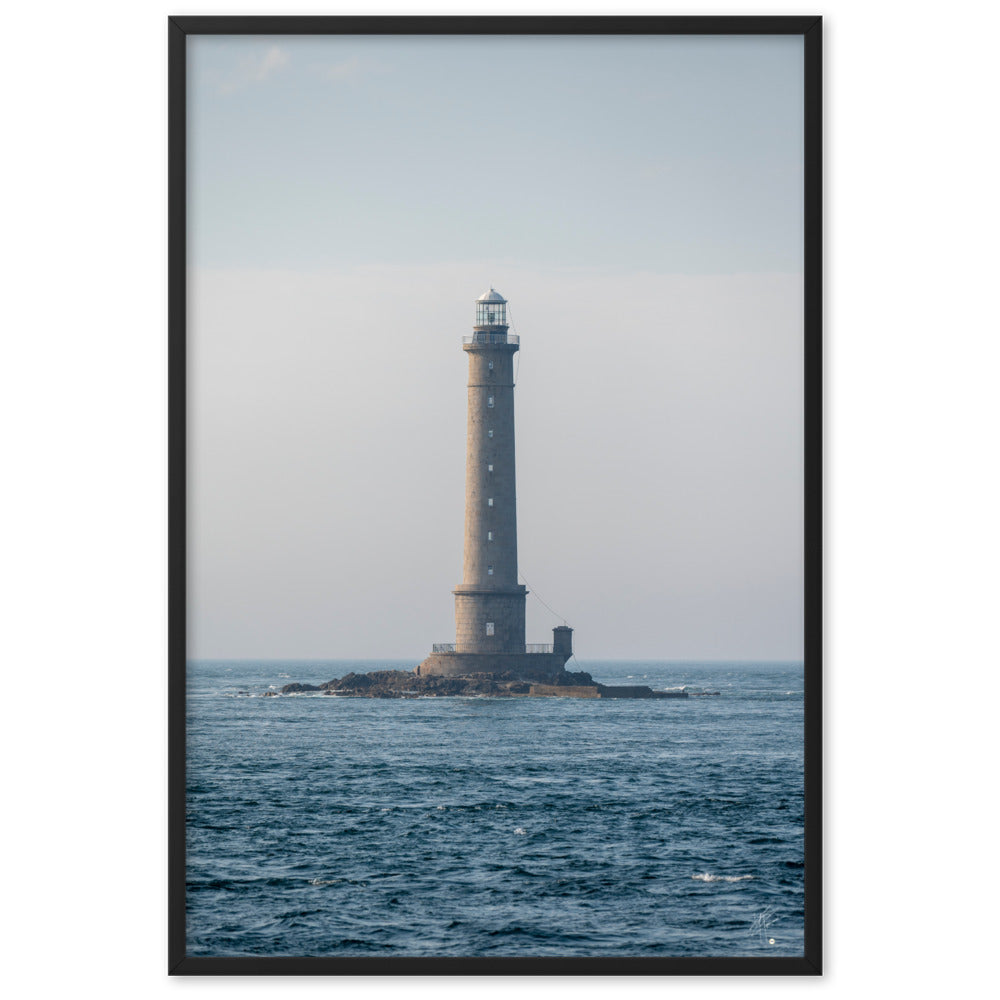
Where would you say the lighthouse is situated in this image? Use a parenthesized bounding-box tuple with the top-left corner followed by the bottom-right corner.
(418, 289, 573, 679)
(455, 288, 526, 654)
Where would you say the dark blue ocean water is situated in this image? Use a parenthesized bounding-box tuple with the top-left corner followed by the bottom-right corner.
(186, 660, 804, 958)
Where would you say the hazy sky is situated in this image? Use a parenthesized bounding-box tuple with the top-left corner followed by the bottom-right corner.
(187, 34, 804, 660)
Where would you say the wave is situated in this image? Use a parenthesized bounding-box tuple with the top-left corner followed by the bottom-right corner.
(692, 873, 754, 883)
(308, 876, 370, 887)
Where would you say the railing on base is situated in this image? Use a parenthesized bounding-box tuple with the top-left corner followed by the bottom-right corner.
(432, 642, 553, 654)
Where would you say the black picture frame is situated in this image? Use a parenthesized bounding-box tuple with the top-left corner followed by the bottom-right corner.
(169, 14, 822, 975)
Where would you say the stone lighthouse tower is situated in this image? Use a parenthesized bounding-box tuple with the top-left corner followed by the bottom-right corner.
(454, 288, 526, 654)
(418, 289, 573, 679)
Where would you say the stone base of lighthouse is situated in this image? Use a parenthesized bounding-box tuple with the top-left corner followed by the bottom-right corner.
(416, 625, 574, 679)
(416, 651, 570, 679)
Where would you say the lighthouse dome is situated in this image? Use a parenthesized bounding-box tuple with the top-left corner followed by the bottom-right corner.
(477, 287, 506, 304)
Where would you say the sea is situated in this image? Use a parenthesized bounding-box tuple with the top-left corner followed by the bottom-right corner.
(186, 660, 805, 958)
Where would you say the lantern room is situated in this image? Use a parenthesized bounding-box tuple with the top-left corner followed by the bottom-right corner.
(475, 287, 507, 328)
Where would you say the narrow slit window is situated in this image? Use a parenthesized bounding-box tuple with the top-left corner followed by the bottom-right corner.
(487, 564, 494, 576)
(488, 361, 494, 370)
(487, 395, 495, 408)
(487, 531, 494, 541)
(487, 464, 493, 472)
(488, 429, 494, 438)
(487, 498, 494, 507)
(485, 622, 495, 636)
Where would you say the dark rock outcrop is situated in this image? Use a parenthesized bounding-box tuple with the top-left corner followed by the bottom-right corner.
(318, 670, 541, 698)
(279, 668, 690, 699)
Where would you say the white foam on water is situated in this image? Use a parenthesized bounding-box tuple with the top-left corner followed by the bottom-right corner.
(514, 827, 527, 836)
(692, 873, 754, 883)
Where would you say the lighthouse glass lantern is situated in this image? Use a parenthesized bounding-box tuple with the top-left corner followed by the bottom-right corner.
(475, 288, 507, 328)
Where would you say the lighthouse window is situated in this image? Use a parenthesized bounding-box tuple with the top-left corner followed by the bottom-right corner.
(488, 498, 494, 507)
(487, 396, 494, 408)
(487, 531, 494, 541)
(488, 429, 494, 438)
(487, 464, 493, 472)
(488, 565, 494, 575)
(488, 361, 494, 370)
(485, 622, 495, 636)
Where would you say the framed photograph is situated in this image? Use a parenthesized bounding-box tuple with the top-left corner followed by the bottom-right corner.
(169, 15, 821, 975)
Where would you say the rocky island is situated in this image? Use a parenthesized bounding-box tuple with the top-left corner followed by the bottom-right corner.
(278, 667, 694, 699)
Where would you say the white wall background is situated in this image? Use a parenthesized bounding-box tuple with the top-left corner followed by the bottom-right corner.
(3, 1, 997, 997)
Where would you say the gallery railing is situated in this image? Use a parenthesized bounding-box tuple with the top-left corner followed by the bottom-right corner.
(432, 643, 456, 653)
(463, 333, 519, 346)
